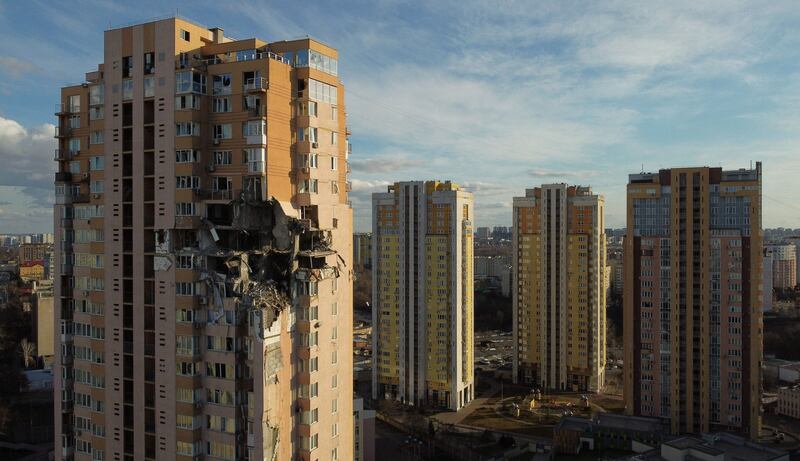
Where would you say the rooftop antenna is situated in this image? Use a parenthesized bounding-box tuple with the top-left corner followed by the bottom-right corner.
(641, 164, 644, 173)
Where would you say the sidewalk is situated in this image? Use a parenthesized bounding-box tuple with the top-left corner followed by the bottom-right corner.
(433, 374, 501, 425)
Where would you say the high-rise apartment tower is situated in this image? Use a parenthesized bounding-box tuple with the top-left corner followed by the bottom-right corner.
(512, 185, 607, 391)
(371, 181, 474, 410)
(624, 164, 762, 438)
(54, 17, 353, 461)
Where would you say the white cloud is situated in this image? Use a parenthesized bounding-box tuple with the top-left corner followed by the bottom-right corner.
(0, 56, 37, 78)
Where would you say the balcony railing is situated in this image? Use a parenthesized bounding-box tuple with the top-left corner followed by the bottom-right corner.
(55, 126, 71, 138)
(56, 103, 80, 114)
(54, 149, 72, 161)
(199, 50, 290, 67)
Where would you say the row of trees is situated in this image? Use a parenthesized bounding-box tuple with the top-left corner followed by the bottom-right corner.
(0, 282, 33, 439)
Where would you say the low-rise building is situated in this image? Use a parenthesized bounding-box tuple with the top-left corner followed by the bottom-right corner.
(19, 260, 45, 282)
(32, 281, 55, 364)
(633, 433, 788, 461)
(554, 413, 666, 455)
(18, 243, 51, 264)
(354, 397, 375, 461)
(777, 386, 800, 419)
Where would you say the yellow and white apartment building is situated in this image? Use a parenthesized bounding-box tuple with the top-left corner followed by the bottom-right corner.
(371, 181, 474, 411)
(512, 184, 607, 392)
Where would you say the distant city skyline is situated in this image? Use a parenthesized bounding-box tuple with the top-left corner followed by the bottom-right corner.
(3, 1, 800, 233)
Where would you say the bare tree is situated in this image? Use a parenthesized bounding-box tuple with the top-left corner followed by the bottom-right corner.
(20, 338, 36, 368)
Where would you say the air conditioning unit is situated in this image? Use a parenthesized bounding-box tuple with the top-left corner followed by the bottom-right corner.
(213, 139, 220, 145)
(301, 167, 310, 173)
(82, 173, 90, 179)
(92, 193, 101, 199)
(311, 142, 319, 148)
(206, 164, 216, 172)
(198, 296, 207, 305)
(192, 321, 204, 329)
(195, 401, 204, 409)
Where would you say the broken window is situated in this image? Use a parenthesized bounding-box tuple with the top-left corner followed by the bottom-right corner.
(122, 56, 133, 78)
(213, 151, 232, 165)
(212, 73, 232, 95)
(212, 124, 232, 140)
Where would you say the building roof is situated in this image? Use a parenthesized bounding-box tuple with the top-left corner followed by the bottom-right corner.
(638, 433, 787, 461)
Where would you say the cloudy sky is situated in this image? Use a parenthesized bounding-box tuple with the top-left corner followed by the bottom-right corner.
(1, 0, 800, 233)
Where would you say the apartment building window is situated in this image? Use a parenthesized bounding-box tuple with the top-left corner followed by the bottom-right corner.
(207, 442, 234, 461)
(175, 149, 198, 163)
(331, 180, 339, 194)
(144, 76, 155, 97)
(331, 374, 338, 388)
(90, 180, 104, 194)
(212, 124, 232, 139)
(332, 422, 339, 438)
(207, 335, 234, 352)
(90, 131, 104, 144)
(331, 131, 338, 145)
(207, 388, 235, 405)
(176, 414, 199, 430)
(310, 433, 319, 450)
(206, 362, 234, 379)
(179, 29, 190, 41)
(298, 127, 318, 143)
(308, 78, 338, 104)
(175, 203, 196, 217)
(207, 415, 235, 433)
(331, 105, 337, 120)
(176, 387, 200, 403)
(89, 85, 103, 106)
(331, 350, 337, 365)
(176, 281, 198, 295)
(310, 356, 319, 372)
(214, 151, 232, 165)
(332, 398, 338, 414)
(122, 56, 133, 78)
(69, 138, 81, 154)
(213, 97, 231, 113)
(244, 95, 261, 112)
(175, 176, 200, 189)
(176, 441, 201, 457)
(176, 122, 200, 136)
(175, 94, 200, 110)
(175, 70, 206, 94)
(176, 309, 196, 323)
(243, 120, 265, 137)
(68, 115, 81, 128)
(299, 179, 318, 193)
(331, 326, 338, 340)
(89, 156, 104, 170)
(89, 106, 103, 120)
(122, 79, 133, 100)
(298, 101, 318, 116)
(212, 74, 232, 95)
(175, 361, 199, 375)
(301, 153, 319, 168)
(68, 94, 81, 112)
(243, 147, 264, 164)
(331, 302, 338, 316)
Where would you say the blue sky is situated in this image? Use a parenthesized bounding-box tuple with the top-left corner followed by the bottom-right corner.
(1, 0, 800, 233)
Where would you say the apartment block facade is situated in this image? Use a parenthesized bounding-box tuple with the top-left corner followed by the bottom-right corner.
(512, 185, 607, 391)
(54, 17, 353, 461)
(353, 232, 372, 270)
(371, 181, 474, 410)
(765, 244, 796, 289)
(624, 165, 762, 438)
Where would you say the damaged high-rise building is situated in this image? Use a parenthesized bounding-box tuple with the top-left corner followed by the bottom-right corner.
(53, 17, 353, 461)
